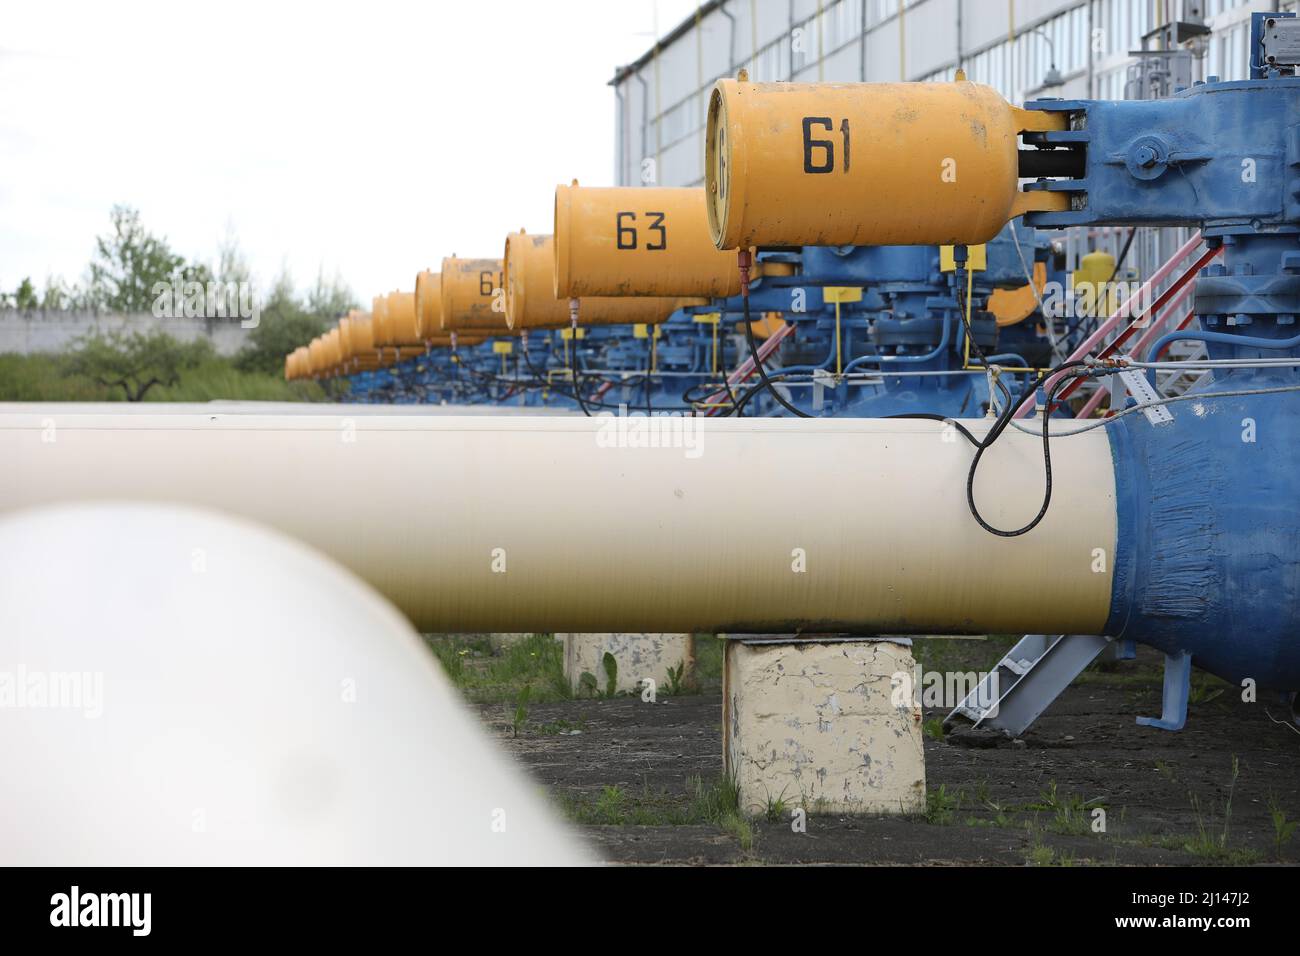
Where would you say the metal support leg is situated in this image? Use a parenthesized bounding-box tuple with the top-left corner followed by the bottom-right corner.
(1136, 650, 1192, 731)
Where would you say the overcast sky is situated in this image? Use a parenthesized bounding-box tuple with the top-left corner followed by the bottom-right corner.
(1, 0, 701, 304)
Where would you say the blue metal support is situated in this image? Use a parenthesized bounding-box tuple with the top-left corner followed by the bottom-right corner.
(1136, 651, 1193, 731)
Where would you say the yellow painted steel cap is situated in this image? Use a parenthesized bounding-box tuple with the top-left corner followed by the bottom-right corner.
(503, 231, 696, 331)
(440, 257, 508, 333)
(705, 77, 1068, 249)
(554, 184, 741, 298)
(323, 327, 343, 371)
(371, 295, 393, 347)
(350, 313, 375, 353)
(415, 271, 441, 339)
(385, 291, 421, 345)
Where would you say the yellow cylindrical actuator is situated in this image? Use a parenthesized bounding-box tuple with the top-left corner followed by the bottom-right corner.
(414, 271, 441, 338)
(345, 312, 375, 355)
(503, 232, 697, 330)
(307, 337, 324, 376)
(553, 185, 741, 298)
(705, 78, 1069, 249)
(385, 291, 421, 345)
(284, 347, 308, 380)
(337, 314, 356, 360)
(440, 257, 509, 333)
(323, 328, 343, 371)
(371, 295, 392, 347)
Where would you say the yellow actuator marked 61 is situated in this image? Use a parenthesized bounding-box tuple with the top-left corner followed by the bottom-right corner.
(705, 77, 1069, 250)
(554, 184, 741, 298)
(440, 257, 508, 333)
(503, 231, 697, 331)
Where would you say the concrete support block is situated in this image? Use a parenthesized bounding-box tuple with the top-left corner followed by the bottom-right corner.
(559, 633, 693, 695)
(723, 638, 925, 815)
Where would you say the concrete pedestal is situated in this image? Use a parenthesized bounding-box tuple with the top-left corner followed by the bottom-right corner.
(723, 637, 925, 816)
(559, 633, 693, 696)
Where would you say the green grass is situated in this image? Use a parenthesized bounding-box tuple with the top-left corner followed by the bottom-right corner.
(1133, 756, 1263, 863)
(425, 633, 570, 704)
(763, 789, 792, 823)
(429, 633, 722, 709)
(537, 717, 587, 736)
(150, 359, 325, 402)
(0, 353, 108, 400)
(0, 352, 325, 403)
(1024, 839, 1077, 867)
(924, 784, 962, 825)
(1182, 755, 1248, 861)
(693, 634, 724, 689)
(1030, 781, 1105, 836)
(556, 773, 754, 851)
(1268, 792, 1297, 860)
(1188, 672, 1230, 706)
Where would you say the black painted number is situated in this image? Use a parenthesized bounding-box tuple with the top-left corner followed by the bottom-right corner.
(615, 211, 668, 250)
(802, 116, 850, 174)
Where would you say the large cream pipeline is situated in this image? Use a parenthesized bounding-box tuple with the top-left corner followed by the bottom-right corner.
(0, 408, 1116, 634)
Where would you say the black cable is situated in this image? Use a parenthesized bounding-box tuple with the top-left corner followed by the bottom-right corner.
(644, 336, 654, 416)
(886, 412, 980, 447)
(568, 346, 592, 417)
(960, 360, 1088, 537)
(954, 265, 990, 370)
(719, 329, 742, 417)
(741, 295, 810, 418)
(1104, 227, 1138, 288)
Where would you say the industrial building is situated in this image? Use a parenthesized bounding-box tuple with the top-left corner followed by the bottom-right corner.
(611, 0, 1289, 278)
(612, 0, 1277, 188)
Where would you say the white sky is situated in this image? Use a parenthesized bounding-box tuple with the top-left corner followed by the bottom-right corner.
(0, 0, 701, 304)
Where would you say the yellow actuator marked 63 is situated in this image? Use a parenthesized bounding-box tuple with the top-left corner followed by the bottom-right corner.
(706, 77, 1069, 249)
(503, 231, 698, 331)
(554, 184, 741, 298)
(440, 256, 508, 333)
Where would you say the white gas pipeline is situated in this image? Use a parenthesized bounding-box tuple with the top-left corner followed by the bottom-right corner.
(0, 407, 1117, 635)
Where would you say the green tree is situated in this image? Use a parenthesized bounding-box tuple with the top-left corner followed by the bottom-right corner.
(88, 205, 186, 312)
(13, 278, 38, 311)
(64, 329, 213, 401)
(40, 276, 71, 311)
(304, 268, 355, 322)
(234, 269, 332, 375)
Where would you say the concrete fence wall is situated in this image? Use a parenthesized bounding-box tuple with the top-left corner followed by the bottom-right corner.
(0, 310, 254, 357)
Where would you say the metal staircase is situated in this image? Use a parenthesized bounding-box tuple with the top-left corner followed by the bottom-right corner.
(943, 635, 1112, 737)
